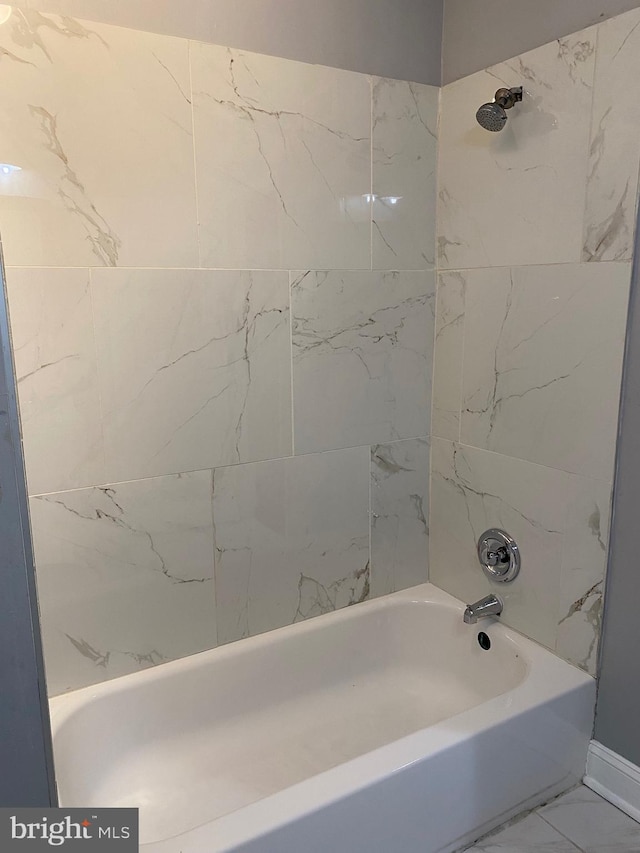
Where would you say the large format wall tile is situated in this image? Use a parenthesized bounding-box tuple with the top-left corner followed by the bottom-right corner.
(459, 263, 630, 479)
(583, 7, 640, 262)
(556, 476, 612, 675)
(191, 42, 371, 270)
(292, 270, 435, 454)
(0, 10, 198, 268)
(372, 78, 438, 269)
(9, 0, 636, 693)
(213, 448, 370, 644)
(430, 437, 613, 669)
(438, 31, 596, 269)
(430, 438, 590, 650)
(92, 269, 292, 483)
(431, 13, 640, 676)
(432, 271, 465, 441)
(6, 267, 104, 495)
(30, 471, 216, 695)
(370, 438, 429, 597)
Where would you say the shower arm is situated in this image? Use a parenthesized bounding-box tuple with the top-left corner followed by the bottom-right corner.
(494, 87, 523, 110)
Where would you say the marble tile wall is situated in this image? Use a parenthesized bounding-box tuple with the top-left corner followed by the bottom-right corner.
(6, 3, 635, 692)
(291, 270, 435, 453)
(432, 9, 640, 674)
(0, 9, 437, 693)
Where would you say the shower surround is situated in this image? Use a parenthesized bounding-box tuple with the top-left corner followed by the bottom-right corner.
(3, 4, 638, 696)
(432, 10, 640, 674)
(0, 10, 437, 694)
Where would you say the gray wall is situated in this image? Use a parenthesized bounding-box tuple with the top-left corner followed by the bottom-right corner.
(596, 226, 640, 766)
(442, 0, 640, 82)
(16, 0, 443, 85)
(0, 248, 55, 806)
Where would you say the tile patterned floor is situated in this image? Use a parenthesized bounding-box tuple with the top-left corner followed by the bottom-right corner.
(466, 786, 640, 852)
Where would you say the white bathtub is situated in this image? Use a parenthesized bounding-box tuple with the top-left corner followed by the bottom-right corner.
(49, 584, 595, 853)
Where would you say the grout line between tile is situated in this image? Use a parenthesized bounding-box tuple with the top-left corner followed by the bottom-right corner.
(536, 810, 588, 852)
(368, 442, 373, 591)
(3, 261, 624, 272)
(187, 40, 202, 268)
(436, 435, 613, 486)
(26, 437, 432, 500)
(437, 259, 630, 274)
(466, 786, 586, 852)
(426, 435, 433, 584)
(210, 467, 219, 648)
(4, 266, 438, 274)
(370, 75, 374, 272)
(580, 22, 600, 261)
(289, 270, 295, 457)
(87, 267, 107, 486)
(456, 274, 466, 445)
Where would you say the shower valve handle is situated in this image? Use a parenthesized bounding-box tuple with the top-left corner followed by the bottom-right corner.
(477, 529, 521, 583)
(485, 546, 509, 567)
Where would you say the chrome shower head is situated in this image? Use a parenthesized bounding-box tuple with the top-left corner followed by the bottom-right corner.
(476, 87, 523, 132)
(476, 101, 508, 132)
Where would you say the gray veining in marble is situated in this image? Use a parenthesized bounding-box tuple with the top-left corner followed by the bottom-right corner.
(430, 438, 568, 647)
(191, 41, 371, 270)
(429, 438, 612, 657)
(292, 270, 435, 454)
(433, 9, 640, 675)
(30, 471, 216, 695)
(432, 271, 465, 441)
(10, 0, 640, 703)
(583, 7, 640, 262)
(6, 267, 104, 495)
(370, 437, 429, 597)
(213, 448, 370, 645)
(372, 77, 438, 269)
(92, 268, 292, 483)
(0, 9, 198, 267)
(438, 31, 596, 269)
(555, 477, 612, 674)
(459, 263, 630, 480)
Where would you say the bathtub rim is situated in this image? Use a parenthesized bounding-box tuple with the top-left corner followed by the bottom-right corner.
(49, 582, 572, 713)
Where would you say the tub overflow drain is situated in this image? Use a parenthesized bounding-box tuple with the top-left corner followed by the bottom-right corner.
(478, 632, 491, 651)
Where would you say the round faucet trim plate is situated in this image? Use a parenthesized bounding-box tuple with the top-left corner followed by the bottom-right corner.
(477, 528, 520, 583)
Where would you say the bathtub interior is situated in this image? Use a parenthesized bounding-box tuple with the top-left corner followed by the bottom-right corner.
(51, 591, 528, 844)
